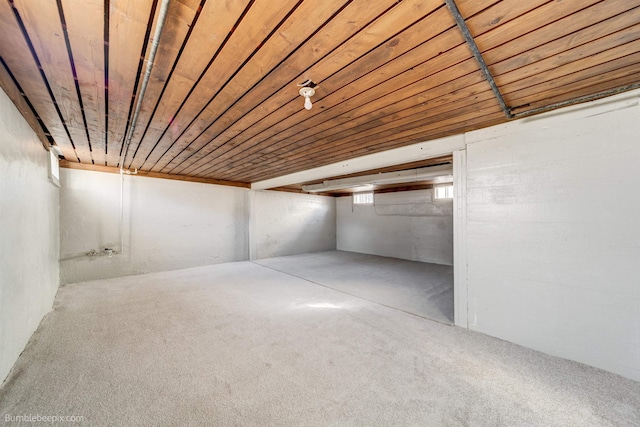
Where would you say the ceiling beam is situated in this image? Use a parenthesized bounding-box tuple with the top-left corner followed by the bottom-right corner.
(444, 0, 513, 119)
(301, 164, 453, 193)
(251, 134, 464, 190)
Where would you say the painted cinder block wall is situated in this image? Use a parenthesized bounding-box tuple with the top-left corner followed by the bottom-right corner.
(0, 88, 60, 382)
(250, 190, 336, 260)
(59, 173, 338, 283)
(336, 189, 453, 265)
(457, 90, 640, 381)
(59, 169, 251, 284)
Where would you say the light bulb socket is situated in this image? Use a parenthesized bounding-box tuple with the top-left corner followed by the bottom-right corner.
(299, 87, 315, 98)
(299, 87, 315, 111)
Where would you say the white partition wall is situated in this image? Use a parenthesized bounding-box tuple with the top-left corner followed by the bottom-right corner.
(337, 190, 453, 265)
(458, 90, 640, 381)
(0, 88, 59, 382)
(60, 169, 249, 284)
(453, 149, 468, 328)
(250, 190, 336, 260)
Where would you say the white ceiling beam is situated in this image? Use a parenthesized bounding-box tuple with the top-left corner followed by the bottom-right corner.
(251, 134, 464, 190)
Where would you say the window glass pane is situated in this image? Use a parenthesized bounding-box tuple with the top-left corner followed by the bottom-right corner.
(435, 185, 453, 200)
(353, 192, 373, 204)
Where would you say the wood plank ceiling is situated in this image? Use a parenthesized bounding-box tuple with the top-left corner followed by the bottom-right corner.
(1, 0, 639, 186)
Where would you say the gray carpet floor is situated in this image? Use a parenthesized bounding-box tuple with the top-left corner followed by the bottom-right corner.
(255, 251, 454, 324)
(1, 257, 639, 426)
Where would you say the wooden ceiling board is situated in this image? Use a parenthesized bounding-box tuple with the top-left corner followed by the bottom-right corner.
(496, 26, 640, 93)
(328, 110, 505, 160)
(138, 0, 363, 173)
(157, 0, 447, 176)
(0, 59, 50, 149)
(122, 0, 201, 169)
(0, 0, 78, 161)
(501, 40, 640, 105)
(180, 0, 557, 180)
(240, 72, 486, 170)
(125, 0, 307, 170)
(184, 28, 472, 178)
(105, 0, 157, 166)
(60, 0, 107, 165)
(223, 85, 495, 182)
(234, 107, 505, 183)
(455, 0, 499, 19)
(463, 0, 550, 37)
(237, 102, 503, 183)
(13, 0, 93, 162)
(471, 0, 604, 53)
(145, 0, 391, 173)
(120, 0, 251, 169)
(484, 1, 640, 71)
(2, 0, 640, 186)
(208, 54, 483, 179)
(508, 64, 640, 112)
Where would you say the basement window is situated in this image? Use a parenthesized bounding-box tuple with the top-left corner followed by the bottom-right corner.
(434, 184, 453, 200)
(353, 192, 373, 205)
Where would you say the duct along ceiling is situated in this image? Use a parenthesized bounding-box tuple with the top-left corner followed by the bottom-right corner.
(1, 0, 639, 187)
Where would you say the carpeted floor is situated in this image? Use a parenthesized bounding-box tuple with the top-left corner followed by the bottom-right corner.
(255, 251, 454, 324)
(1, 255, 639, 426)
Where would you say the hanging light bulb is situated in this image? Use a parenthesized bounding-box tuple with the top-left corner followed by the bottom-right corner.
(299, 86, 316, 111)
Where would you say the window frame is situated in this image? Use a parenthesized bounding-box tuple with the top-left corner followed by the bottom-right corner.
(352, 191, 374, 205)
(434, 184, 453, 201)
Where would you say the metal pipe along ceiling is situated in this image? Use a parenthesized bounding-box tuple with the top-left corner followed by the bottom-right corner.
(119, 0, 171, 170)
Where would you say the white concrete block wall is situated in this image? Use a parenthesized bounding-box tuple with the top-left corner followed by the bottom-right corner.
(250, 190, 336, 259)
(0, 88, 59, 382)
(60, 169, 249, 283)
(337, 190, 453, 265)
(462, 91, 640, 381)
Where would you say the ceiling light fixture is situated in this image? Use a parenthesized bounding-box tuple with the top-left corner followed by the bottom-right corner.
(299, 87, 315, 110)
(297, 79, 318, 111)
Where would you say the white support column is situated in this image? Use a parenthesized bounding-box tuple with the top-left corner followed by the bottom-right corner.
(248, 190, 256, 261)
(453, 149, 468, 328)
